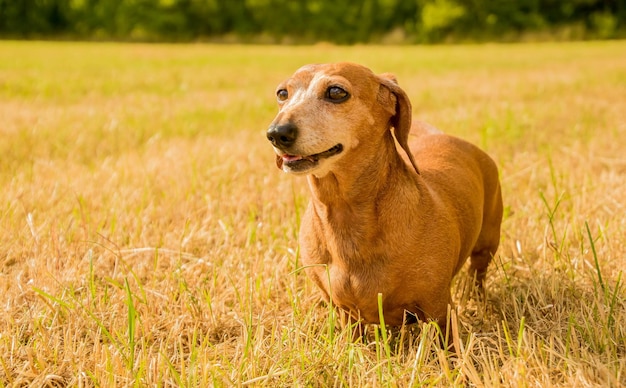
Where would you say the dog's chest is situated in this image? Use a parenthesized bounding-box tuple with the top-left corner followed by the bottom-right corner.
(302, 239, 390, 322)
(321, 263, 384, 321)
(300, 204, 407, 322)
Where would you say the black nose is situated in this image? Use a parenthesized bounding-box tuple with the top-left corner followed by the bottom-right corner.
(266, 123, 297, 148)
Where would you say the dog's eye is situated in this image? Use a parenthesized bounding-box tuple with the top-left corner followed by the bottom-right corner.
(325, 86, 349, 103)
(276, 89, 288, 102)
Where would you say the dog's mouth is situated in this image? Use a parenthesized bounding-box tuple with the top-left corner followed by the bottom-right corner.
(276, 144, 343, 172)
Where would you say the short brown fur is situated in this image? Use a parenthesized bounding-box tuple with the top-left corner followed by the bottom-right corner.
(266, 62, 503, 328)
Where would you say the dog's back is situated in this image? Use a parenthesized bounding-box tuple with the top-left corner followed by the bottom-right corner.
(410, 130, 503, 281)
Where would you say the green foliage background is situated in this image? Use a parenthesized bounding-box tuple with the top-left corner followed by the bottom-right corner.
(1, 0, 625, 43)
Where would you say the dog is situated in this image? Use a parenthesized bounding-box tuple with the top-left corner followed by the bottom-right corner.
(266, 62, 503, 331)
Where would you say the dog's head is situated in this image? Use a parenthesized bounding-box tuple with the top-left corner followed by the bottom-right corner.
(266, 62, 419, 176)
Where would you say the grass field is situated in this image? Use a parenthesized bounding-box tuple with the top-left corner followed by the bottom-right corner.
(1, 41, 625, 386)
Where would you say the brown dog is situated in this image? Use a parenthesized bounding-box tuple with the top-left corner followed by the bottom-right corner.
(266, 62, 503, 329)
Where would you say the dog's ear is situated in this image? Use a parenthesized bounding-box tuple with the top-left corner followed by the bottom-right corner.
(378, 72, 399, 84)
(377, 75, 420, 175)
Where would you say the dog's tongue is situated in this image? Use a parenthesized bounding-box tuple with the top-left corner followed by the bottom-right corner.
(282, 154, 304, 162)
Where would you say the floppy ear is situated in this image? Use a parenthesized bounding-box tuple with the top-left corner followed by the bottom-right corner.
(377, 75, 420, 175)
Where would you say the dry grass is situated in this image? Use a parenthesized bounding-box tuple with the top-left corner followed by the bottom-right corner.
(1, 41, 625, 387)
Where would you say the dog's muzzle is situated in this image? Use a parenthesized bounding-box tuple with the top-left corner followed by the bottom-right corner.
(266, 123, 343, 173)
(275, 144, 344, 173)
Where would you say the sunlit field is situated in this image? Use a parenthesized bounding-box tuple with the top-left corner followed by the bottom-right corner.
(1, 41, 624, 386)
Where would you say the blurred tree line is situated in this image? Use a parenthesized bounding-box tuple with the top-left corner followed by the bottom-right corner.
(0, 0, 624, 43)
